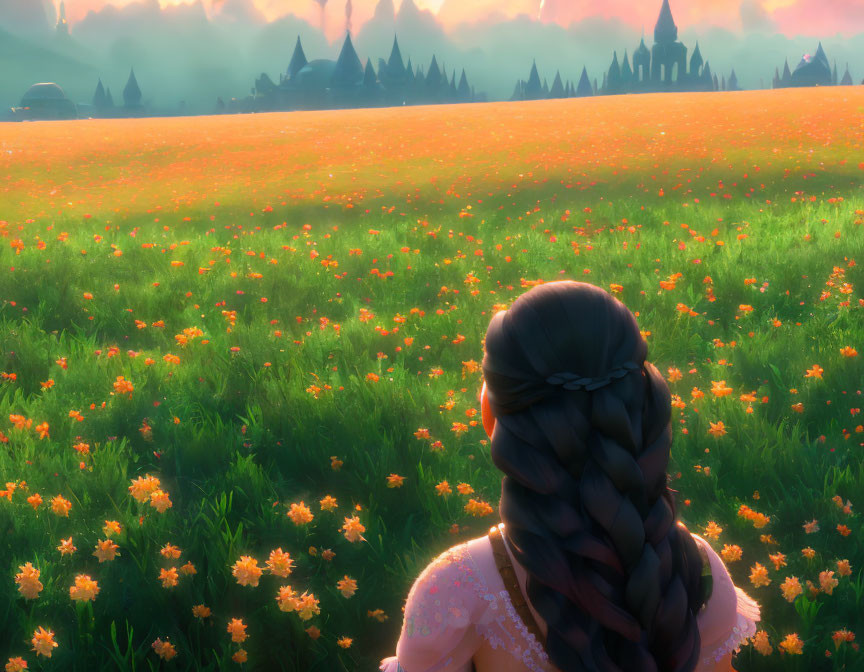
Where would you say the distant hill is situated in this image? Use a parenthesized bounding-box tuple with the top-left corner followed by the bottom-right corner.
(0, 27, 99, 108)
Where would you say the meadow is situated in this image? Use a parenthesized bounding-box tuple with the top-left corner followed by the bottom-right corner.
(0, 87, 863, 671)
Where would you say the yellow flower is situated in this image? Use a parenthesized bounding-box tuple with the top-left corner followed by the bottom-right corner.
(342, 516, 366, 543)
(93, 539, 120, 563)
(69, 574, 100, 602)
(50, 495, 71, 517)
(779, 633, 803, 655)
(749, 562, 771, 588)
(779, 576, 802, 602)
(752, 630, 773, 656)
(703, 521, 723, 540)
(286, 501, 314, 525)
(227, 618, 247, 643)
(720, 544, 742, 562)
(31, 626, 58, 658)
(57, 537, 77, 556)
(266, 548, 295, 578)
(232, 556, 263, 587)
(15, 562, 43, 600)
(159, 567, 179, 588)
(337, 575, 358, 598)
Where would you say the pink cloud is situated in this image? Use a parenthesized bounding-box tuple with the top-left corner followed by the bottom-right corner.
(771, 0, 864, 37)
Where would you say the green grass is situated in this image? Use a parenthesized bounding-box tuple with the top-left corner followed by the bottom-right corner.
(1, 92, 863, 670)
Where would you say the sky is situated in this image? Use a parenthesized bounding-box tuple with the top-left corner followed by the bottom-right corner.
(56, 0, 864, 38)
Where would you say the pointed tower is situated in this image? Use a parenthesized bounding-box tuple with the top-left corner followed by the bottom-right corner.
(105, 87, 114, 108)
(550, 71, 564, 98)
(425, 55, 442, 89)
(576, 66, 593, 97)
(92, 78, 106, 109)
(701, 60, 713, 91)
(56, 1, 69, 37)
(728, 69, 738, 91)
(633, 36, 650, 84)
(654, 0, 678, 43)
(832, 59, 838, 85)
(592, 78, 598, 95)
(332, 32, 364, 88)
(773, 67, 780, 88)
(123, 68, 142, 108)
(606, 51, 622, 94)
(621, 50, 633, 88)
(287, 36, 308, 80)
(405, 58, 414, 84)
(457, 69, 470, 101)
(814, 42, 829, 70)
(690, 41, 703, 78)
(524, 60, 543, 99)
(386, 36, 406, 82)
(840, 64, 853, 86)
(712, 72, 719, 91)
(363, 59, 377, 87)
(781, 58, 792, 86)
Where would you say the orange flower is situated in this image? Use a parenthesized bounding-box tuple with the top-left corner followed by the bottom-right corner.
(265, 548, 294, 577)
(159, 567, 179, 588)
(465, 498, 494, 517)
(93, 539, 119, 563)
(769, 552, 787, 571)
(779, 633, 803, 655)
(319, 495, 338, 511)
(752, 630, 773, 656)
(192, 604, 211, 619)
(720, 544, 742, 562)
(276, 585, 298, 612)
(804, 364, 824, 379)
(710, 380, 732, 397)
(50, 495, 71, 518)
(801, 547, 816, 559)
(703, 521, 723, 540)
(780, 576, 802, 602)
(337, 637, 353, 649)
(435, 481, 452, 496)
(802, 519, 819, 534)
(227, 618, 247, 643)
(749, 562, 771, 588)
(819, 570, 839, 595)
(151, 638, 177, 661)
(836, 559, 853, 577)
(456, 482, 475, 496)
(232, 556, 263, 587)
(69, 574, 100, 602)
(27, 493, 42, 510)
(103, 520, 122, 537)
(160, 543, 181, 559)
(232, 649, 248, 664)
(5, 656, 28, 672)
(149, 490, 172, 513)
(57, 537, 77, 556)
(341, 515, 366, 543)
(707, 420, 727, 438)
(386, 473, 405, 488)
(15, 562, 43, 600)
(31, 626, 58, 658)
(337, 575, 358, 598)
(287, 501, 314, 525)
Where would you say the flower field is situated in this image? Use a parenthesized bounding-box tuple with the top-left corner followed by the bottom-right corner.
(1, 87, 863, 671)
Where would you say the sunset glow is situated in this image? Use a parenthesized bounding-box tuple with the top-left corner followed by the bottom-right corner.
(59, 0, 864, 37)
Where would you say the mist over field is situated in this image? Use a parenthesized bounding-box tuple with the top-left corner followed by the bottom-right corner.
(2, 0, 864, 115)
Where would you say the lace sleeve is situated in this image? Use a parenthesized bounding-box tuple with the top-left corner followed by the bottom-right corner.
(385, 543, 487, 672)
(692, 534, 761, 668)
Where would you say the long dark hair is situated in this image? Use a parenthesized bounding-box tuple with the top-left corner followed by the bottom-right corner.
(481, 281, 706, 672)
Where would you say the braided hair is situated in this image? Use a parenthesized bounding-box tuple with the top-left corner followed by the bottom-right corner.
(481, 281, 707, 672)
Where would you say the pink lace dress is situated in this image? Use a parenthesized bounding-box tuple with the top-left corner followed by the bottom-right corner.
(379, 525, 760, 672)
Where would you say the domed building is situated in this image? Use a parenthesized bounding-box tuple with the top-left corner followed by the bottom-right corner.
(11, 83, 77, 120)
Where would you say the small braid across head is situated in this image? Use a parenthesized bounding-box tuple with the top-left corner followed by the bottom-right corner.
(481, 281, 707, 672)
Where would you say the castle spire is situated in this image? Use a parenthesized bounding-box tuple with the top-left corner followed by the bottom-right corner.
(56, 1, 69, 37)
(331, 32, 364, 87)
(287, 36, 308, 80)
(654, 0, 678, 44)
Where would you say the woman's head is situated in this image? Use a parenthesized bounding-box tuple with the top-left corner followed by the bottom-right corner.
(480, 281, 705, 672)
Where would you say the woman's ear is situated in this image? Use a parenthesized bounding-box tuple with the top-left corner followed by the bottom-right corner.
(481, 380, 495, 440)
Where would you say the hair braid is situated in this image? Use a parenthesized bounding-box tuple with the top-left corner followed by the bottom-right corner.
(482, 281, 707, 672)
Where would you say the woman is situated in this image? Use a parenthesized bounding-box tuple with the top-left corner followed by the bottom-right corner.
(380, 281, 760, 672)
